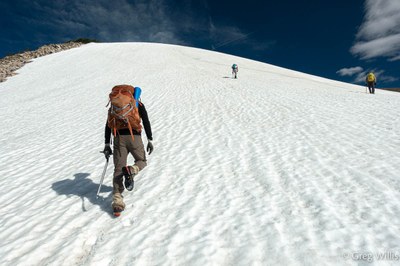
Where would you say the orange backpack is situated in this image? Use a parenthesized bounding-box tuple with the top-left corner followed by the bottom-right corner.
(107, 85, 142, 140)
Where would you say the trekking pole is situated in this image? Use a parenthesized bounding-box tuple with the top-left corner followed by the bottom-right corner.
(97, 152, 110, 198)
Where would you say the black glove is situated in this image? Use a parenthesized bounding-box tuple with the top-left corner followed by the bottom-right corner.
(147, 141, 154, 155)
(103, 144, 112, 159)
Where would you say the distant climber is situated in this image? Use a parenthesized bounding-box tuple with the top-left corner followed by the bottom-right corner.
(366, 72, 376, 94)
(232, 64, 238, 79)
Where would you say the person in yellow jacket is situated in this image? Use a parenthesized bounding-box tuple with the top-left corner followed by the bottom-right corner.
(366, 72, 376, 94)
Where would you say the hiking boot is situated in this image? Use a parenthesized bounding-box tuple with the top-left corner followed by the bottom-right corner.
(122, 165, 139, 191)
(112, 193, 125, 215)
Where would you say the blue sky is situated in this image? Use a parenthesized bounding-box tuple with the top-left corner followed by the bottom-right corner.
(1, 0, 399, 87)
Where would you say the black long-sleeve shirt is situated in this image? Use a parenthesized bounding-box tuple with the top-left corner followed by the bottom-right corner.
(105, 102, 153, 144)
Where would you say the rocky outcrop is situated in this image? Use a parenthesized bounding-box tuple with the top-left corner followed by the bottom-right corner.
(381, 88, 400, 93)
(0, 42, 83, 82)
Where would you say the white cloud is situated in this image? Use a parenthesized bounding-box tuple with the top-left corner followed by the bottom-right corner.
(351, 0, 400, 61)
(351, 33, 400, 60)
(336, 66, 364, 76)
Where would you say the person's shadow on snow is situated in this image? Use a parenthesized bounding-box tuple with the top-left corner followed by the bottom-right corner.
(51, 173, 113, 216)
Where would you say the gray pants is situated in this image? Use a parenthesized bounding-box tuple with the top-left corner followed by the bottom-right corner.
(232, 69, 238, 78)
(113, 134, 147, 193)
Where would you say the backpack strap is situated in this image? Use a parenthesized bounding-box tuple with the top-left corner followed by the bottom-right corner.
(110, 103, 134, 120)
(127, 120, 135, 142)
(113, 119, 117, 137)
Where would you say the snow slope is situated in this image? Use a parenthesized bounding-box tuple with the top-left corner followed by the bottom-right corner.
(1, 43, 400, 266)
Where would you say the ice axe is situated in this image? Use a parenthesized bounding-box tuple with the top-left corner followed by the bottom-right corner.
(97, 151, 111, 198)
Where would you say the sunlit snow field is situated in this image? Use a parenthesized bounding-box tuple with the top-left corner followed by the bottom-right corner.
(1, 43, 400, 265)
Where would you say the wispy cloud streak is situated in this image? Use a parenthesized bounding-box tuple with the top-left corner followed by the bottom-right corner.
(212, 31, 256, 49)
(208, 18, 274, 51)
(16, 0, 185, 44)
(336, 67, 364, 76)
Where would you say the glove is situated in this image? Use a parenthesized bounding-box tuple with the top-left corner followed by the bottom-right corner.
(103, 144, 112, 159)
(147, 141, 154, 155)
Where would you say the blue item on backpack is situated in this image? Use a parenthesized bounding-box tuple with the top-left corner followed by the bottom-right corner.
(134, 87, 142, 107)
